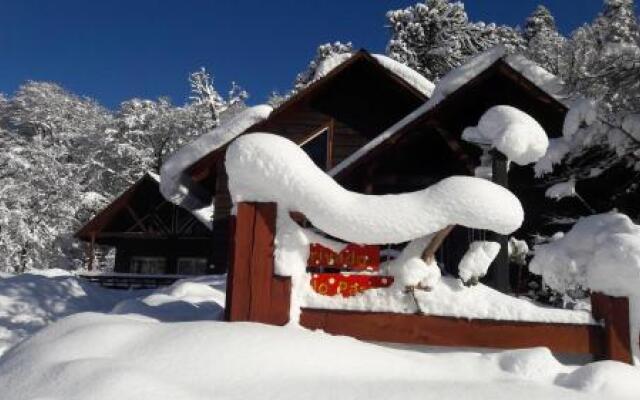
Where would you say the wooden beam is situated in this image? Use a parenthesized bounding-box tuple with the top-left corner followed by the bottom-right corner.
(300, 308, 604, 355)
(125, 205, 147, 233)
(88, 232, 95, 271)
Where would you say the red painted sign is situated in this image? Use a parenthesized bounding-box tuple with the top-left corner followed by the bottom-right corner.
(307, 243, 380, 271)
(310, 273, 394, 297)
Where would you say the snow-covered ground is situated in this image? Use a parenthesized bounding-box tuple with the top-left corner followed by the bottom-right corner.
(0, 270, 226, 356)
(0, 270, 639, 399)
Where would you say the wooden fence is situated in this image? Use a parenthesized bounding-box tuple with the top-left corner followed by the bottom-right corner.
(226, 202, 634, 364)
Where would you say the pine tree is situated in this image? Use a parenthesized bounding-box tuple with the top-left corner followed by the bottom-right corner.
(385, 0, 525, 81)
(523, 5, 566, 74)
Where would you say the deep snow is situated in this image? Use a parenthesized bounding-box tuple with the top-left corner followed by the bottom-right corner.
(0, 313, 638, 400)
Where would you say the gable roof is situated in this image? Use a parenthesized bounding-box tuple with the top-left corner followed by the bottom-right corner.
(329, 47, 568, 180)
(185, 50, 432, 181)
(160, 49, 432, 215)
(75, 173, 213, 244)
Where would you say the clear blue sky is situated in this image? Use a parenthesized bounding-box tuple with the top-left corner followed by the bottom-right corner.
(0, 0, 618, 109)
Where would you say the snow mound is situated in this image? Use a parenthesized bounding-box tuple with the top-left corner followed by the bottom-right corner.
(160, 105, 272, 212)
(0, 271, 139, 356)
(530, 212, 640, 298)
(396, 257, 441, 288)
(530, 212, 640, 364)
(462, 105, 549, 165)
(111, 278, 225, 322)
(458, 241, 500, 284)
(495, 347, 567, 380)
(226, 133, 524, 244)
(0, 313, 635, 400)
(557, 361, 640, 396)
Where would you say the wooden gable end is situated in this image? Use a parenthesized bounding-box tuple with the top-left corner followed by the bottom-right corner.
(76, 174, 212, 246)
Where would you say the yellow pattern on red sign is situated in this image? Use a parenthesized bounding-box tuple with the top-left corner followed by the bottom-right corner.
(307, 243, 380, 271)
(310, 273, 394, 297)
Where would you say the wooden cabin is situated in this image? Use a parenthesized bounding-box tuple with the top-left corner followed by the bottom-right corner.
(75, 173, 216, 275)
(183, 50, 431, 271)
(77, 50, 429, 275)
(329, 55, 568, 291)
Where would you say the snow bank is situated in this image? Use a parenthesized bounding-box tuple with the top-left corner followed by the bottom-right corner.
(1, 313, 638, 400)
(160, 105, 272, 213)
(111, 276, 226, 322)
(313, 52, 435, 97)
(462, 105, 549, 165)
(458, 241, 501, 284)
(530, 212, 640, 298)
(0, 271, 140, 356)
(530, 212, 640, 364)
(226, 133, 524, 244)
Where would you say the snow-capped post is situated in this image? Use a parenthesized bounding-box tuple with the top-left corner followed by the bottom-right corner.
(489, 149, 510, 292)
(462, 105, 549, 293)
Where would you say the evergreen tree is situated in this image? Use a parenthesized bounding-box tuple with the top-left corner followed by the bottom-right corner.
(523, 5, 566, 74)
(385, 0, 525, 81)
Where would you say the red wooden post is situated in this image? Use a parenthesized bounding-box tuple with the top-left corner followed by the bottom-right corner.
(591, 292, 633, 364)
(225, 202, 290, 325)
(226, 203, 256, 321)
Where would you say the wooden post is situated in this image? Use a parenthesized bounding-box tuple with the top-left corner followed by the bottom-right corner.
(226, 202, 290, 324)
(489, 150, 510, 292)
(591, 292, 633, 364)
(421, 225, 454, 264)
(88, 232, 96, 271)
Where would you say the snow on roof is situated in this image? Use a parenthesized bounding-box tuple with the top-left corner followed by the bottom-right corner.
(314, 52, 435, 97)
(371, 54, 435, 97)
(160, 104, 272, 214)
(329, 47, 565, 177)
(226, 133, 523, 245)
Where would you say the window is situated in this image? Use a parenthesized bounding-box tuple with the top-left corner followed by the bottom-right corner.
(302, 128, 329, 170)
(177, 257, 208, 275)
(130, 257, 166, 275)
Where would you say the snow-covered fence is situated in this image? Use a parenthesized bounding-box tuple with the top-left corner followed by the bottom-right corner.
(226, 201, 635, 364)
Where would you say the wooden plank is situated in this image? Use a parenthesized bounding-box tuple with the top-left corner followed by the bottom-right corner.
(248, 203, 278, 323)
(270, 276, 292, 325)
(300, 309, 604, 355)
(591, 292, 633, 363)
(225, 202, 257, 321)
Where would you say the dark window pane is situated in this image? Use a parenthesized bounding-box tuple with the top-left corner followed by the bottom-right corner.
(302, 129, 328, 170)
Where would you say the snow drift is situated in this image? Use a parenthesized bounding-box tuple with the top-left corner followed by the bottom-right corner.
(530, 212, 640, 364)
(1, 313, 638, 400)
(226, 133, 524, 244)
